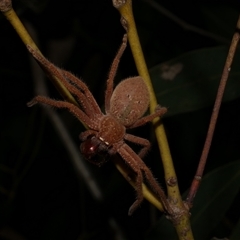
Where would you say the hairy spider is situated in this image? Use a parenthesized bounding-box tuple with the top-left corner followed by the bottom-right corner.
(27, 34, 169, 215)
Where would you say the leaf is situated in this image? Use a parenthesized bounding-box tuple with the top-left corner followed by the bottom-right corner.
(150, 46, 240, 117)
(146, 160, 240, 240)
(190, 160, 240, 239)
(229, 217, 240, 240)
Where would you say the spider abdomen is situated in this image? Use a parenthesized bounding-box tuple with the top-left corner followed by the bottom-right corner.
(109, 76, 150, 126)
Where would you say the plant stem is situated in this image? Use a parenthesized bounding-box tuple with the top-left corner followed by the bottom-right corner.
(186, 14, 240, 206)
(113, 0, 180, 204)
(113, 1, 194, 239)
(0, 0, 77, 105)
(143, 0, 229, 44)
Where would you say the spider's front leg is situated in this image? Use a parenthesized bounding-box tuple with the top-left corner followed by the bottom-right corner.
(27, 45, 102, 119)
(124, 134, 151, 159)
(117, 143, 145, 215)
(28, 96, 99, 131)
(118, 143, 172, 215)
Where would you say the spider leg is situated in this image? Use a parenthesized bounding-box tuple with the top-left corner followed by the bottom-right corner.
(124, 134, 150, 159)
(140, 163, 173, 215)
(27, 96, 99, 130)
(27, 45, 101, 118)
(129, 106, 167, 129)
(117, 143, 144, 215)
(118, 143, 172, 215)
(105, 34, 127, 114)
(79, 130, 98, 141)
(61, 70, 102, 116)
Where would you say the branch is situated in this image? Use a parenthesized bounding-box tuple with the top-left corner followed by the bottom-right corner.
(0, 0, 77, 105)
(186, 15, 240, 206)
(143, 0, 229, 44)
(113, 1, 194, 239)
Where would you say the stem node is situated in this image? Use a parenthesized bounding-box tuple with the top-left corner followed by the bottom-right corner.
(0, 0, 12, 12)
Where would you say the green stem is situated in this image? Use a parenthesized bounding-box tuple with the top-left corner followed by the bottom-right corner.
(0, 3, 77, 105)
(113, 1, 194, 239)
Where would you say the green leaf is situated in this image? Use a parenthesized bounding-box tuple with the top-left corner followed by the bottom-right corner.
(146, 160, 240, 240)
(229, 217, 240, 240)
(190, 160, 240, 239)
(150, 46, 240, 117)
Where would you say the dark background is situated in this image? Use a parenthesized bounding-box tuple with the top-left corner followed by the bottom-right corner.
(1, 0, 240, 239)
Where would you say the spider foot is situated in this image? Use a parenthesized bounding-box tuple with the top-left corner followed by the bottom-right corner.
(122, 33, 128, 45)
(155, 105, 168, 115)
(27, 98, 37, 107)
(128, 199, 143, 216)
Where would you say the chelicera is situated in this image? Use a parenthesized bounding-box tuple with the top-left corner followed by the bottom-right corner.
(27, 34, 169, 215)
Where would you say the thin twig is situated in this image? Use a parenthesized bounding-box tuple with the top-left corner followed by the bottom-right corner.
(113, 0, 176, 212)
(0, 0, 78, 105)
(113, 1, 194, 239)
(186, 15, 240, 206)
(143, 0, 230, 44)
(26, 22, 127, 240)
(25, 21, 103, 201)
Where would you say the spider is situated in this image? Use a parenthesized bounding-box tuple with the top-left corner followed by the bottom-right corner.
(27, 34, 170, 215)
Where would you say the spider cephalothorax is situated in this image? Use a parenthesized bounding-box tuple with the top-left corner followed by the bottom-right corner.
(28, 34, 169, 215)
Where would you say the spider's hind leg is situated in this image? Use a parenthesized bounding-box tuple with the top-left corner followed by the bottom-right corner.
(129, 105, 167, 129)
(105, 34, 128, 113)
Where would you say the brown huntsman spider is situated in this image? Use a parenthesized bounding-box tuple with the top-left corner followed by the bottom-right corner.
(28, 34, 170, 215)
